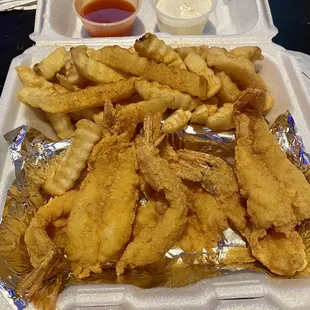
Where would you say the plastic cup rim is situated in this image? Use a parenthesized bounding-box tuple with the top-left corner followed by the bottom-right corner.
(73, 0, 142, 28)
(150, 0, 217, 24)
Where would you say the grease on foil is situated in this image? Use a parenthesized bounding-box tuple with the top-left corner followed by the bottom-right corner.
(1, 111, 310, 305)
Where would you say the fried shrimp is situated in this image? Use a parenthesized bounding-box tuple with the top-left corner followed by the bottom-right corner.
(18, 191, 77, 299)
(116, 113, 188, 275)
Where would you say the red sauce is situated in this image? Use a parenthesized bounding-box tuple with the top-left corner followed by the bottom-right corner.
(81, 0, 136, 23)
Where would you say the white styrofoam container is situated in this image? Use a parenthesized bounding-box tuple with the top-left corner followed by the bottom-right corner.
(1, 40, 310, 309)
(31, 0, 278, 44)
(1, 0, 310, 309)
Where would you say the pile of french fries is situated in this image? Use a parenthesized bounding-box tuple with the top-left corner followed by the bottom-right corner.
(16, 33, 274, 139)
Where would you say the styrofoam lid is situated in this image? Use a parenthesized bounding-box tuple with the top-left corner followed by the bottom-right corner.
(30, 0, 278, 45)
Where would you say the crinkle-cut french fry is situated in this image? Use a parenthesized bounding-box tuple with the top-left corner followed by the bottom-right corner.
(205, 103, 234, 131)
(16, 66, 75, 139)
(93, 111, 105, 130)
(184, 52, 221, 98)
(134, 33, 186, 70)
(56, 73, 80, 91)
(33, 47, 67, 81)
(230, 46, 264, 63)
(203, 96, 220, 106)
(63, 50, 89, 88)
(86, 48, 95, 57)
(207, 47, 266, 90)
(18, 86, 55, 103)
(70, 108, 102, 121)
(263, 92, 275, 111)
(119, 97, 172, 123)
(114, 94, 144, 106)
(45, 113, 75, 139)
(53, 83, 70, 94)
(43, 119, 102, 196)
(91, 46, 208, 100)
(71, 46, 129, 84)
(18, 78, 136, 114)
(175, 45, 209, 61)
(128, 46, 137, 54)
(136, 97, 172, 122)
(16, 66, 68, 94)
(162, 109, 192, 134)
(216, 71, 242, 103)
(134, 79, 202, 111)
(16, 66, 53, 89)
(190, 104, 218, 125)
(217, 69, 273, 111)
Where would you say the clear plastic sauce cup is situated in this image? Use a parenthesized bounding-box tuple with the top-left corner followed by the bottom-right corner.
(151, 0, 217, 35)
(74, 0, 141, 37)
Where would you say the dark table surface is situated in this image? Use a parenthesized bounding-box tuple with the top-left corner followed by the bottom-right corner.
(0, 0, 310, 95)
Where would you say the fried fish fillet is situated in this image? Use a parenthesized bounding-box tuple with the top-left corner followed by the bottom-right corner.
(133, 196, 168, 238)
(161, 142, 228, 251)
(222, 247, 255, 265)
(251, 231, 307, 276)
(178, 185, 228, 253)
(189, 185, 228, 249)
(200, 153, 307, 276)
(161, 141, 307, 275)
(66, 136, 139, 278)
(234, 89, 310, 234)
(66, 104, 140, 278)
(210, 152, 308, 275)
(178, 213, 210, 253)
(116, 114, 188, 275)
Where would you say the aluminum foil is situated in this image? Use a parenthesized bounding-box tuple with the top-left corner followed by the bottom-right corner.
(270, 111, 310, 181)
(0, 126, 71, 309)
(1, 111, 310, 308)
(172, 123, 236, 165)
(0, 282, 26, 310)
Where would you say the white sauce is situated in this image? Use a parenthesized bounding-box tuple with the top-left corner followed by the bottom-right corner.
(156, 0, 212, 19)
